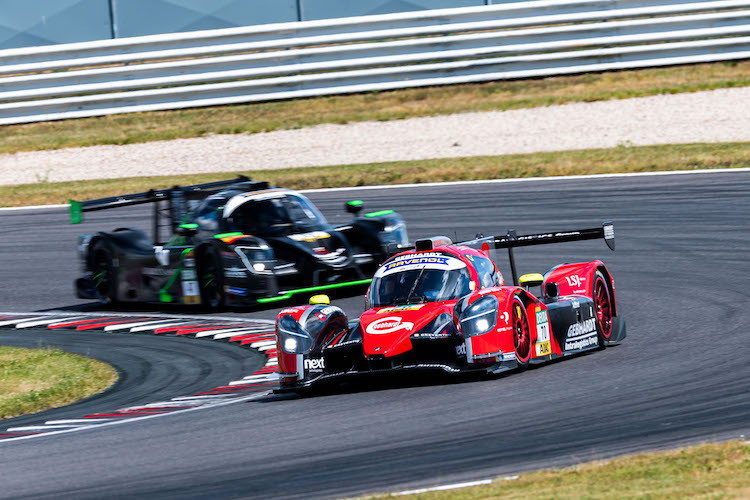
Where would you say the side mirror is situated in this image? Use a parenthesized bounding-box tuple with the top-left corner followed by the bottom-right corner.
(345, 200, 364, 216)
(519, 273, 543, 288)
(176, 223, 198, 237)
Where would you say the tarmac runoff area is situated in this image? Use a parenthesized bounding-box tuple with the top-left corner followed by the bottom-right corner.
(0, 86, 749, 186)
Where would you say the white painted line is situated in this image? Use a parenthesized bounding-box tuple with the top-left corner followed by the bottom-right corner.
(46, 419, 111, 425)
(256, 344, 277, 352)
(14, 316, 86, 328)
(6, 425, 83, 431)
(242, 372, 280, 379)
(0, 391, 270, 443)
(3, 168, 749, 214)
(0, 311, 274, 327)
(193, 327, 248, 338)
(130, 321, 189, 332)
(241, 373, 279, 384)
(170, 395, 232, 401)
(393, 479, 493, 496)
(0, 204, 67, 212)
(117, 402, 195, 410)
(211, 329, 274, 340)
(104, 320, 167, 331)
(0, 316, 48, 327)
(300, 167, 750, 194)
(249, 340, 276, 349)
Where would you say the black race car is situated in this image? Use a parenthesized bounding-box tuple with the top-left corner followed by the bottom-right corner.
(70, 177, 409, 308)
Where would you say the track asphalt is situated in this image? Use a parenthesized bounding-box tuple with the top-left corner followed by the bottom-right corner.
(0, 171, 748, 498)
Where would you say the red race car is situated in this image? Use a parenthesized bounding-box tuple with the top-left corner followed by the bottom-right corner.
(274, 223, 625, 391)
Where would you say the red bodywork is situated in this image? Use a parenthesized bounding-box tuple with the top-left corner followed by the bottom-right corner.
(275, 242, 623, 389)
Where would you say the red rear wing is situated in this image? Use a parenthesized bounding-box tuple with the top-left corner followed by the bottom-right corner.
(462, 222, 615, 285)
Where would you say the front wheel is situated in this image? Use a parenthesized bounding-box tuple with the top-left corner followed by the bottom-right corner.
(198, 247, 224, 310)
(593, 270, 613, 347)
(512, 296, 531, 370)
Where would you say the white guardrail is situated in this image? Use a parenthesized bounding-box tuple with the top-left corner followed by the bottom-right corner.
(0, 0, 749, 125)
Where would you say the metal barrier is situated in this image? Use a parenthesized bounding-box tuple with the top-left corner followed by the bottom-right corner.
(0, 0, 748, 125)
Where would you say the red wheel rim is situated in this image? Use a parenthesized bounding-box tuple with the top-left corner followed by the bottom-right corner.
(594, 277, 613, 339)
(513, 301, 531, 362)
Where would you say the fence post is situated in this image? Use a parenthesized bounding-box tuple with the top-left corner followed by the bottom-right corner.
(108, 0, 119, 39)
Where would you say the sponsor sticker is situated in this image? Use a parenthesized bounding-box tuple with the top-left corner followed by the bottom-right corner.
(304, 357, 325, 371)
(567, 318, 596, 338)
(365, 316, 414, 335)
(375, 252, 466, 277)
(289, 231, 331, 242)
(181, 280, 199, 298)
(225, 267, 247, 279)
(564, 336, 598, 351)
(534, 307, 552, 356)
(225, 286, 248, 296)
(455, 344, 467, 356)
(563, 318, 598, 350)
(378, 304, 424, 314)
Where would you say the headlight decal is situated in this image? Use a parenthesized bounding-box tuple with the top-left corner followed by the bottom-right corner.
(459, 295, 499, 338)
(277, 315, 314, 354)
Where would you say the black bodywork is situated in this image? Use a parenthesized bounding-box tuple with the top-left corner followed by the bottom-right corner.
(71, 177, 409, 308)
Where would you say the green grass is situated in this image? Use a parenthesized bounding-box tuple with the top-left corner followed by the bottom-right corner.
(0, 346, 118, 420)
(1, 142, 748, 207)
(368, 440, 750, 499)
(1, 60, 749, 155)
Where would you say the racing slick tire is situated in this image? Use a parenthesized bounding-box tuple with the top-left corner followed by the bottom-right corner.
(89, 240, 118, 304)
(198, 246, 225, 310)
(512, 295, 532, 370)
(593, 270, 613, 347)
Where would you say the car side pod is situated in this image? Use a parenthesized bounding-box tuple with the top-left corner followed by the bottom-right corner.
(455, 288, 542, 374)
(275, 300, 348, 388)
(543, 261, 626, 346)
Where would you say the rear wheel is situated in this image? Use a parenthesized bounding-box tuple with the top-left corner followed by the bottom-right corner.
(198, 247, 224, 310)
(593, 270, 613, 346)
(512, 296, 531, 369)
(90, 240, 117, 304)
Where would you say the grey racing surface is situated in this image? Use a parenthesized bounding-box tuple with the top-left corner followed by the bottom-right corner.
(0, 329, 264, 430)
(1, 171, 749, 499)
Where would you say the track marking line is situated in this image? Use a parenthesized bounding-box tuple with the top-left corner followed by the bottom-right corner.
(299, 167, 750, 194)
(0, 311, 277, 442)
(2, 168, 749, 213)
(0, 392, 269, 443)
(392, 475, 518, 496)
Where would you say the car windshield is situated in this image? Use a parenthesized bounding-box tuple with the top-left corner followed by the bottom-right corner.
(370, 264, 473, 307)
(227, 193, 328, 236)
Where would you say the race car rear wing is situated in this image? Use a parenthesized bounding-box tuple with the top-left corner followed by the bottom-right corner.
(463, 222, 615, 286)
(69, 176, 268, 243)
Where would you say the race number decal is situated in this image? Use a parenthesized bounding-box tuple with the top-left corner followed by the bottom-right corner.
(181, 261, 200, 304)
(535, 307, 551, 356)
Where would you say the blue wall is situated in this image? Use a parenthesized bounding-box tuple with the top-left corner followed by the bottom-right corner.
(0, 0, 500, 49)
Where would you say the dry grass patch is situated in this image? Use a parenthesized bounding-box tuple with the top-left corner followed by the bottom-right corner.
(368, 441, 750, 499)
(0, 61, 748, 155)
(1, 142, 748, 207)
(0, 346, 117, 420)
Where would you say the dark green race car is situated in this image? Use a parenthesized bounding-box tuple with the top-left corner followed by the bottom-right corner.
(71, 177, 409, 308)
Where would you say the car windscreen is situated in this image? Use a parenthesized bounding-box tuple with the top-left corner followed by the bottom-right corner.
(369, 254, 473, 307)
(227, 194, 328, 236)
